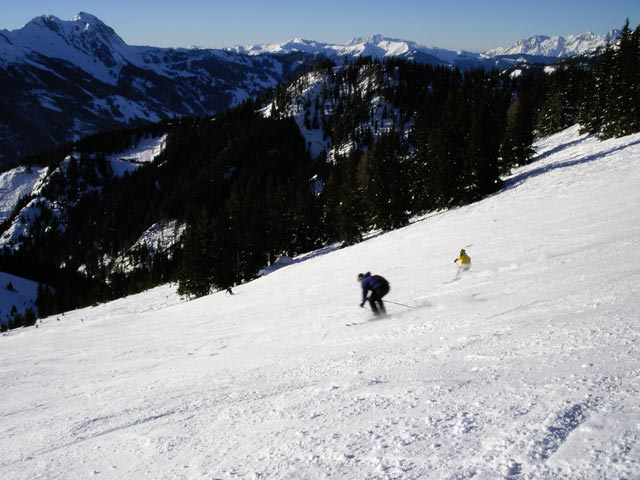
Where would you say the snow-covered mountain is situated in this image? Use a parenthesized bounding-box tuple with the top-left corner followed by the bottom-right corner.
(0, 13, 299, 166)
(230, 33, 478, 66)
(0, 133, 173, 260)
(0, 12, 134, 82)
(234, 31, 617, 64)
(0, 12, 619, 167)
(0, 12, 289, 87)
(484, 30, 619, 57)
(1, 125, 639, 478)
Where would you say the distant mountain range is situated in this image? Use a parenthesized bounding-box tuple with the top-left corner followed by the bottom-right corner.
(0, 12, 619, 167)
(232, 30, 618, 63)
(483, 31, 620, 57)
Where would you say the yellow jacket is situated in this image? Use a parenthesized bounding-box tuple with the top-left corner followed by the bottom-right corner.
(455, 252, 471, 265)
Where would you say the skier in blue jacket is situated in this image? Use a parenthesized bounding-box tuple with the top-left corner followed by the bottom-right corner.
(357, 272, 390, 315)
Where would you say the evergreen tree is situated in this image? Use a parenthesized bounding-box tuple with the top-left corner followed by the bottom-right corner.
(416, 90, 469, 209)
(364, 131, 410, 230)
(36, 283, 56, 319)
(536, 65, 588, 138)
(578, 44, 613, 134)
(600, 20, 640, 138)
(208, 208, 239, 291)
(178, 209, 215, 298)
(464, 98, 503, 200)
(499, 94, 535, 173)
(325, 152, 367, 246)
(576, 20, 640, 138)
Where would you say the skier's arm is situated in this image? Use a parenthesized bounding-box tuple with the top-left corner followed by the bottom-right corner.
(360, 285, 368, 307)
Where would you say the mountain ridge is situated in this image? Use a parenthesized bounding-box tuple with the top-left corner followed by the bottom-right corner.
(232, 30, 617, 61)
(3, 13, 619, 74)
(0, 13, 296, 166)
(0, 12, 621, 167)
(484, 30, 620, 57)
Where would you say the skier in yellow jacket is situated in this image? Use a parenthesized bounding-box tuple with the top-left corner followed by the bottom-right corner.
(454, 249, 471, 277)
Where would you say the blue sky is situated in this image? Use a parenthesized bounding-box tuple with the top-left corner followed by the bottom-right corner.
(2, 0, 638, 51)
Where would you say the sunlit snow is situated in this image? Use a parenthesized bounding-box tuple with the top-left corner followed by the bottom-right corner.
(0, 166, 47, 223)
(107, 134, 167, 176)
(1, 126, 639, 479)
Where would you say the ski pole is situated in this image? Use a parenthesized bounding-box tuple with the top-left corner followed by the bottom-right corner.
(384, 300, 415, 309)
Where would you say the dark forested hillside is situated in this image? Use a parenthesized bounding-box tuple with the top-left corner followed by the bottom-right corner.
(536, 19, 640, 139)
(1, 20, 638, 328)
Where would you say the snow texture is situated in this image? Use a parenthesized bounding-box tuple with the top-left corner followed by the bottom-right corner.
(1, 125, 639, 479)
(111, 220, 185, 274)
(0, 166, 48, 223)
(0, 272, 39, 325)
(0, 135, 167, 255)
(262, 67, 411, 161)
(107, 134, 167, 177)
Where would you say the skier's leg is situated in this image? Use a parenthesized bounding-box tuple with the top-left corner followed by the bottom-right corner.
(368, 296, 379, 314)
(378, 286, 389, 314)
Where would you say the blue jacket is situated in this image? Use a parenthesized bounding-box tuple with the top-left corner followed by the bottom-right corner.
(360, 273, 389, 305)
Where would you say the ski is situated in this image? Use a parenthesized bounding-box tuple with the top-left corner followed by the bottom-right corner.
(346, 314, 390, 326)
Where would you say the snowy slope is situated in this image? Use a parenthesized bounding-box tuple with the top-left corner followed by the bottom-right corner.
(0, 135, 175, 325)
(0, 272, 39, 326)
(0, 165, 48, 223)
(106, 134, 168, 177)
(1, 126, 639, 479)
(0, 134, 168, 254)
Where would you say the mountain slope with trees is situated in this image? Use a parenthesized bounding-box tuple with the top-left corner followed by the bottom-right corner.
(2, 121, 639, 480)
(0, 13, 620, 168)
(0, 20, 638, 329)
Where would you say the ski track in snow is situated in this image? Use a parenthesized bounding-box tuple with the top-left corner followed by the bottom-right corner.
(1, 125, 640, 479)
